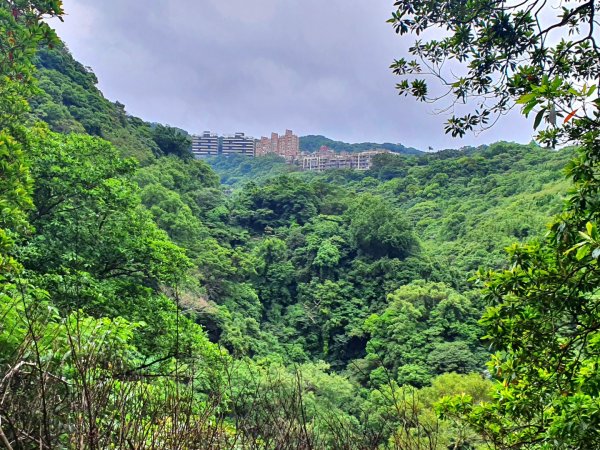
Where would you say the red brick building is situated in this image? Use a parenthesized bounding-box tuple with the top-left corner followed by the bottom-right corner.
(255, 129, 299, 161)
(255, 136, 272, 156)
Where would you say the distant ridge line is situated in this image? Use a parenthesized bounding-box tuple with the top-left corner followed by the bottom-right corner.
(299, 134, 423, 156)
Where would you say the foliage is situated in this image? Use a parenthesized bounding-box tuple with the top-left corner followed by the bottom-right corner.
(208, 152, 294, 186)
(32, 44, 163, 163)
(346, 193, 418, 259)
(389, 0, 600, 138)
(362, 372, 492, 449)
(0, 0, 63, 274)
(151, 123, 192, 159)
(0, 0, 63, 130)
(232, 175, 321, 231)
(442, 136, 600, 446)
(200, 142, 571, 375)
(364, 281, 485, 387)
(0, 132, 31, 273)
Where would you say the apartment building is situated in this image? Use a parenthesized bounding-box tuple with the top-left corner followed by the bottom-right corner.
(255, 129, 300, 161)
(278, 129, 299, 161)
(301, 149, 391, 171)
(255, 136, 272, 156)
(221, 132, 255, 156)
(191, 131, 219, 157)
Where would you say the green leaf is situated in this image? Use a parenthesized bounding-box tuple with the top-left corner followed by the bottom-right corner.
(576, 245, 589, 260)
(564, 241, 585, 255)
(533, 109, 545, 129)
(523, 101, 539, 116)
(516, 93, 536, 104)
(587, 85, 597, 97)
(586, 222, 595, 237)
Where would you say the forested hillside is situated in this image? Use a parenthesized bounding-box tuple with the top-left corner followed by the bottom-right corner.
(30, 44, 193, 164)
(207, 153, 295, 185)
(0, 2, 595, 449)
(202, 143, 571, 374)
(300, 134, 423, 155)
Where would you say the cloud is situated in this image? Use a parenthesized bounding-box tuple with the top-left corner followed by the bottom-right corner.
(52, 0, 533, 149)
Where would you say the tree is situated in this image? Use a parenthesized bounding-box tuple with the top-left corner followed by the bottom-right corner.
(364, 281, 484, 387)
(389, 0, 600, 446)
(346, 194, 417, 259)
(252, 237, 294, 308)
(151, 124, 193, 159)
(363, 373, 491, 450)
(0, 1, 63, 130)
(389, 0, 600, 141)
(232, 176, 320, 231)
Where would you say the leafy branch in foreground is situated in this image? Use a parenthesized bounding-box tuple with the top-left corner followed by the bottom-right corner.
(389, 0, 600, 137)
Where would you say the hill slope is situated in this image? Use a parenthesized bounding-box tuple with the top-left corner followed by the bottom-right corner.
(300, 134, 423, 155)
(31, 44, 191, 164)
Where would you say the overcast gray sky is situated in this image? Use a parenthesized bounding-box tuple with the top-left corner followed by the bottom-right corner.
(52, 0, 533, 150)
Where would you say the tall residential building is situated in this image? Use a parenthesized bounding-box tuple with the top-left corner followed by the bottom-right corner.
(256, 136, 271, 156)
(278, 129, 299, 161)
(254, 129, 300, 161)
(271, 132, 279, 155)
(192, 131, 219, 157)
(222, 132, 255, 156)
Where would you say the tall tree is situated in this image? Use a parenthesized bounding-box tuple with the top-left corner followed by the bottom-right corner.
(346, 194, 417, 259)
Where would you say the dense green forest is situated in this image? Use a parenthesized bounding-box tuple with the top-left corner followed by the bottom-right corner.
(206, 153, 295, 186)
(2, 1, 600, 449)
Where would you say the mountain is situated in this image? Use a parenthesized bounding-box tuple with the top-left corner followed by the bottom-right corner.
(1, 17, 578, 447)
(300, 134, 423, 155)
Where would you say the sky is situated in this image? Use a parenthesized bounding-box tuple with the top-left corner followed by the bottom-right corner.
(51, 0, 534, 151)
